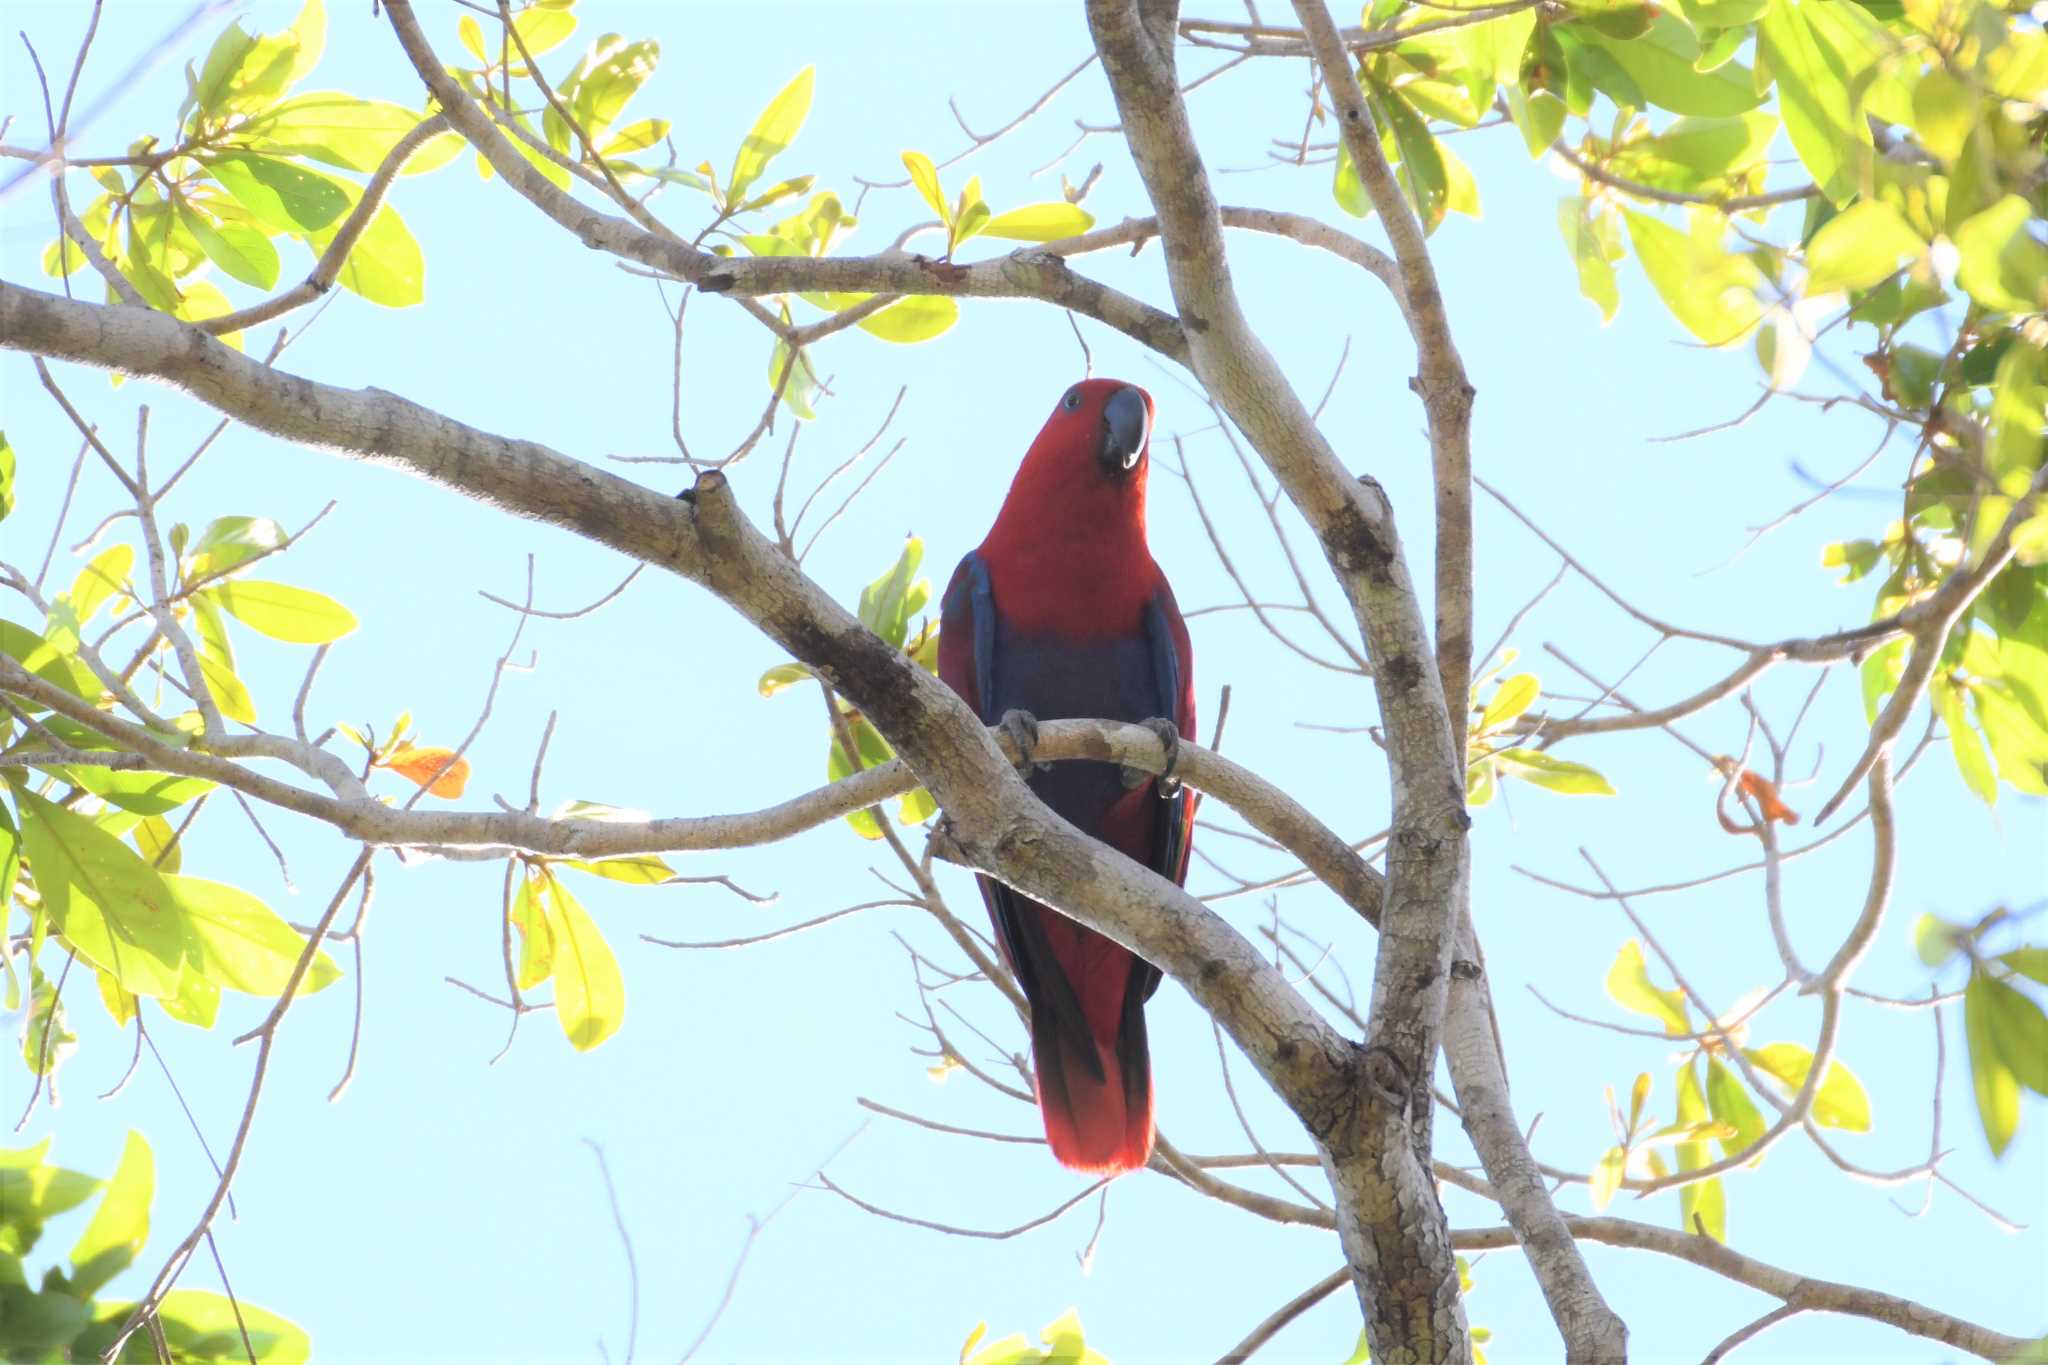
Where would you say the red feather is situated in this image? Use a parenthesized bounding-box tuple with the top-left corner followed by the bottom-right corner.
(938, 380, 1193, 1175)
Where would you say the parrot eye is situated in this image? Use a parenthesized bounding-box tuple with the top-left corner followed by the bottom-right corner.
(1061, 388, 1083, 411)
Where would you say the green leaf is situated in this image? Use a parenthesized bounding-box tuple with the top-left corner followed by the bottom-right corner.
(21, 972, 76, 1077)
(2001, 947, 2048, 990)
(167, 875, 341, 997)
(1605, 940, 1689, 1034)
(189, 591, 257, 724)
(1479, 673, 1540, 731)
(0, 432, 13, 521)
(512, 3, 578, 60)
(570, 36, 660, 148)
(1980, 974, 2048, 1094)
(857, 538, 927, 649)
(1802, 200, 1922, 295)
(147, 1289, 311, 1365)
(558, 855, 675, 886)
(175, 198, 281, 289)
(510, 874, 553, 991)
(1964, 972, 2021, 1155)
(204, 154, 348, 234)
(183, 515, 288, 584)
(757, 661, 814, 697)
(1704, 1055, 1766, 1165)
(1494, 747, 1616, 795)
(244, 93, 428, 173)
(538, 870, 624, 1051)
(1757, 0, 1869, 205)
(1861, 636, 1907, 722)
(211, 579, 358, 644)
(135, 814, 184, 873)
(827, 714, 897, 840)
(1558, 196, 1619, 321)
(1506, 83, 1567, 158)
(192, 21, 260, 118)
(1582, 17, 1762, 116)
(902, 150, 948, 223)
(1742, 1043, 1872, 1131)
(306, 197, 425, 308)
(14, 790, 191, 1000)
(1673, 1059, 1726, 1240)
(981, 203, 1095, 242)
(1333, 140, 1372, 216)
(68, 1132, 151, 1299)
(1953, 195, 2048, 316)
(1367, 78, 1449, 234)
(1623, 208, 1762, 345)
(0, 619, 101, 704)
(767, 333, 819, 419)
(599, 117, 670, 157)
(59, 764, 213, 819)
(729, 65, 812, 203)
(1932, 678, 1997, 806)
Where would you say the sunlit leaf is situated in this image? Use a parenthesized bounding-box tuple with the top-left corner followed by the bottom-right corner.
(981, 203, 1094, 242)
(67, 1131, 151, 1299)
(1623, 208, 1762, 345)
(1742, 1042, 1872, 1131)
(1964, 973, 2021, 1155)
(729, 65, 813, 203)
(1605, 940, 1689, 1034)
(1704, 1055, 1766, 1165)
(902, 150, 948, 223)
(1589, 1145, 1625, 1210)
(538, 870, 624, 1051)
(379, 744, 470, 798)
(1479, 673, 1539, 732)
(1802, 200, 1922, 295)
(558, 855, 676, 886)
(175, 199, 281, 289)
(167, 874, 341, 997)
(204, 153, 348, 234)
(1494, 747, 1616, 795)
(212, 578, 358, 644)
(14, 790, 191, 999)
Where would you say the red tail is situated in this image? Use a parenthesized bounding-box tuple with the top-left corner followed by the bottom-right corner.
(1034, 1006, 1154, 1175)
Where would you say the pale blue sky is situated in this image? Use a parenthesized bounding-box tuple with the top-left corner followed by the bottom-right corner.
(3, 2, 2042, 1361)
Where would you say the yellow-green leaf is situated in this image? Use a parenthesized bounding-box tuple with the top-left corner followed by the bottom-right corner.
(730, 66, 813, 202)
(981, 203, 1094, 242)
(1590, 1145, 1625, 1210)
(1605, 940, 1689, 1034)
(902, 149, 948, 223)
(538, 871, 623, 1051)
(1624, 208, 1763, 345)
(1480, 673, 1540, 731)
(1802, 200, 1923, 295)
(1742, 1042, 1872, 1131)
(211, 578, 358, 644)
(1964, 973, 2021, 1155)
(68, 1131, 151, 1298)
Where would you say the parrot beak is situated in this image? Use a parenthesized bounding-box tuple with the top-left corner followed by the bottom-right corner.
(1100, 386, 1150, 475)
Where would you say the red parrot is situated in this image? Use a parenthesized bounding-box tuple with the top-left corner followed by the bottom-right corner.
(937, 379, 1195, 1175)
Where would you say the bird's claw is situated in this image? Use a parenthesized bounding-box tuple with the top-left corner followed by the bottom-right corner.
(999, 709, 1046, 774)
(1123, 717, 1182, 796)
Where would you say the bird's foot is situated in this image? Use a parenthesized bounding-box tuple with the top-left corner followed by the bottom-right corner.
(999, 709, 1046, 774)
(1122, 718, 1182, 795)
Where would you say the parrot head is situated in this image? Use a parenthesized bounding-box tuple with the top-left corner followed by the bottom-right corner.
(1044, 378, 1154, 481)
(988, 380, 1158, 553)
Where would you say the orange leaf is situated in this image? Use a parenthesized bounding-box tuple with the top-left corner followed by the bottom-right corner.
(1735, 769, 1799, 825)
(380, 744, 470, 798)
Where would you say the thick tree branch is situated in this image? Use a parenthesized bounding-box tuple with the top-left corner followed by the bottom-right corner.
(0, 278, 1358, 1154)
(379, 1, 1188, 363)
(1084, 0, 1471, 1355)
